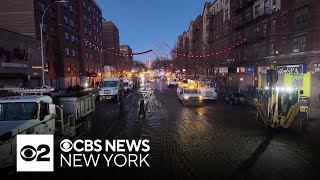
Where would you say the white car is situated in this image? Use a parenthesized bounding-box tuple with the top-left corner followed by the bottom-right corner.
(177, 86, 203, 105)
(196, 81, 218, 101)
(167, 78, 178, 87)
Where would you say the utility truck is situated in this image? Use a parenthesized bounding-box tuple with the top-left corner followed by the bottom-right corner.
(0, 88, 95, 168)
(99, 77, 124, 102)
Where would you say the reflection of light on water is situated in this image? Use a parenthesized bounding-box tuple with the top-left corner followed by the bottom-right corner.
(159, 80, 163, 91)
(196, 107, 206, 116)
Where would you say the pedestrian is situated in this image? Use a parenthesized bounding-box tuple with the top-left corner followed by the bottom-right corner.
(258, 86, 264, 103)
(138, 100, 146, 118)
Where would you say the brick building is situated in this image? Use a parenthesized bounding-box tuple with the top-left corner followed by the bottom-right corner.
(0, 28, 42, 87)
(0, 0, 103, 89)
(102, 20, 120, 73)
(119, 45, 133, 72)
(176, 0, 320, 105)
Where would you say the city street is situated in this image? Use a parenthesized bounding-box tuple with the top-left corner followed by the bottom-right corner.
(49, 79, 318, 179)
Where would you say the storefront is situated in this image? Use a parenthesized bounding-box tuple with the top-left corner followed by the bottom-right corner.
(227, 67, 257, 92)
(0, 28, 42, 88)
(258, 64, 310, 97)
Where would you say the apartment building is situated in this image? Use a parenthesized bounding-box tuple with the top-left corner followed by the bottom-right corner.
(0, 0, 103, 89)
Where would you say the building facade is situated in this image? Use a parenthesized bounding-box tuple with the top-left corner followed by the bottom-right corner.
(0, 28, 42, 87)
(0, 0, 103, 89)
(176, 0, 320, 105)
(119, 45, 133, 72)
(102, 20, 120, 73)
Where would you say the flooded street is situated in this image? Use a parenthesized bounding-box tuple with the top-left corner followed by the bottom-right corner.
(83, 79, 319, 179)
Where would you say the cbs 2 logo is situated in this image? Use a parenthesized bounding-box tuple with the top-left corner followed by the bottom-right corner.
(20, 144, 51, 162)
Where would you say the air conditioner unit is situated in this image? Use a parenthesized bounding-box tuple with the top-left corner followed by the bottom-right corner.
(293, 48, 299, 53)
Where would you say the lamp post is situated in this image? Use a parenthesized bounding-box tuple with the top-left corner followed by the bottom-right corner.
(40, 0, 68, 87)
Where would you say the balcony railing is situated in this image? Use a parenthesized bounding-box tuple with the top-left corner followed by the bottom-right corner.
(253, 7, 270, 19)
(235, 0, 256, 13)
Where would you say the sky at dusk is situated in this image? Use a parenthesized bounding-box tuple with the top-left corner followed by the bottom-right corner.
(96, 0, 210, 63)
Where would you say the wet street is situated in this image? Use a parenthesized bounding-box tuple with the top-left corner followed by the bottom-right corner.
(80, 79, 319, 179)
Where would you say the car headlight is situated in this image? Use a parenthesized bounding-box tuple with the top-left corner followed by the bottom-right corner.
(199, 96, 203, 100)
(184, 95, 189, 100)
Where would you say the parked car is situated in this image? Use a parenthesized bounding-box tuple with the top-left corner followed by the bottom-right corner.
(224, 92, 248, 105)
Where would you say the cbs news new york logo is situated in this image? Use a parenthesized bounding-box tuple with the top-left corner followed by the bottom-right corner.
(17, 135, 54, 172)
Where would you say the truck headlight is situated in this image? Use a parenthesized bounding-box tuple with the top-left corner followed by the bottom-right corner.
(184, 95, 189, 100)
(84, 83, 89, 88)
(199, 96, 203, 101)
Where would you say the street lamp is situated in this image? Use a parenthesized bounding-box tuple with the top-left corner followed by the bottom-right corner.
(40, 0, 68, 87)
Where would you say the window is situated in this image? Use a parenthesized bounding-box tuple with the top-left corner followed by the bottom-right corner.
(38, 1, 45, 12)
(71, 35, 75, 43)
(88, 6, 91, 13)
(293, 36, 306, 52)
(85, 40, 88, 47)
(256, 26, 260, 34)
(282, 14, 287, 25)
(71, 49, 76, 57)
(83, 1, 86, 8)
(65, 48, 70, 56)
(69, 4, 74, 13)
(271, 19, 276, 33)
(84, 14, 87, 21)
(88, 19, 91, 25)
(63, 2, 68, 8)
(64, 32, 69, 40)
(295, 7, 308, 26)
(255, 5, 260, 18)
(90, 54, 93, 60)
(64, 15, 68, 24)
(93, 25, 96, 31)
(89, 30, 91, 37)
(51, 27, 55, 34)
(49, 8, 55, 18)
(70, 19, 74, 28)
(263, 23, 267, 36)
(272, 0, 277, 6)
(225, 9, 228, 20)
(93, 15, 96, 20)
(84, 27, 87, 34)
(94, 36, 96, 41)
(41, 23, 47, 32)
(85, 53, 88, 58)
(270, 43, 275, 55)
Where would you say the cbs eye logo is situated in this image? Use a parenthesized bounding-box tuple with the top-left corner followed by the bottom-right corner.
(60, 139, 73, 152)
(17, 135, 54, 172)
(20, 144, 50, 162)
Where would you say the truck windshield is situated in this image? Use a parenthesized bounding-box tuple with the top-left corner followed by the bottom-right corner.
(123, 82, 129, 86)
(102, 81, 117, 87)
(0, 103, 38, 121)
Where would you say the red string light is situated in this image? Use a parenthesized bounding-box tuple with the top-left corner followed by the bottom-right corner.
(172, 38, 246, 58)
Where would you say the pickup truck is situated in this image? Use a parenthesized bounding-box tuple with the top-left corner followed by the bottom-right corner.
(177, 85, 203, 105)
(0, 88, 95, 169)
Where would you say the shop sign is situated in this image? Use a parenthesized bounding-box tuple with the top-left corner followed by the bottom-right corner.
(237, 67, 255, 73)
(257, 66, 270, 74)
(314, 64, 320, 72)
(214, 67, 228, 74)
(2, 62, 28, 68)
(276, 64, 305, 75)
